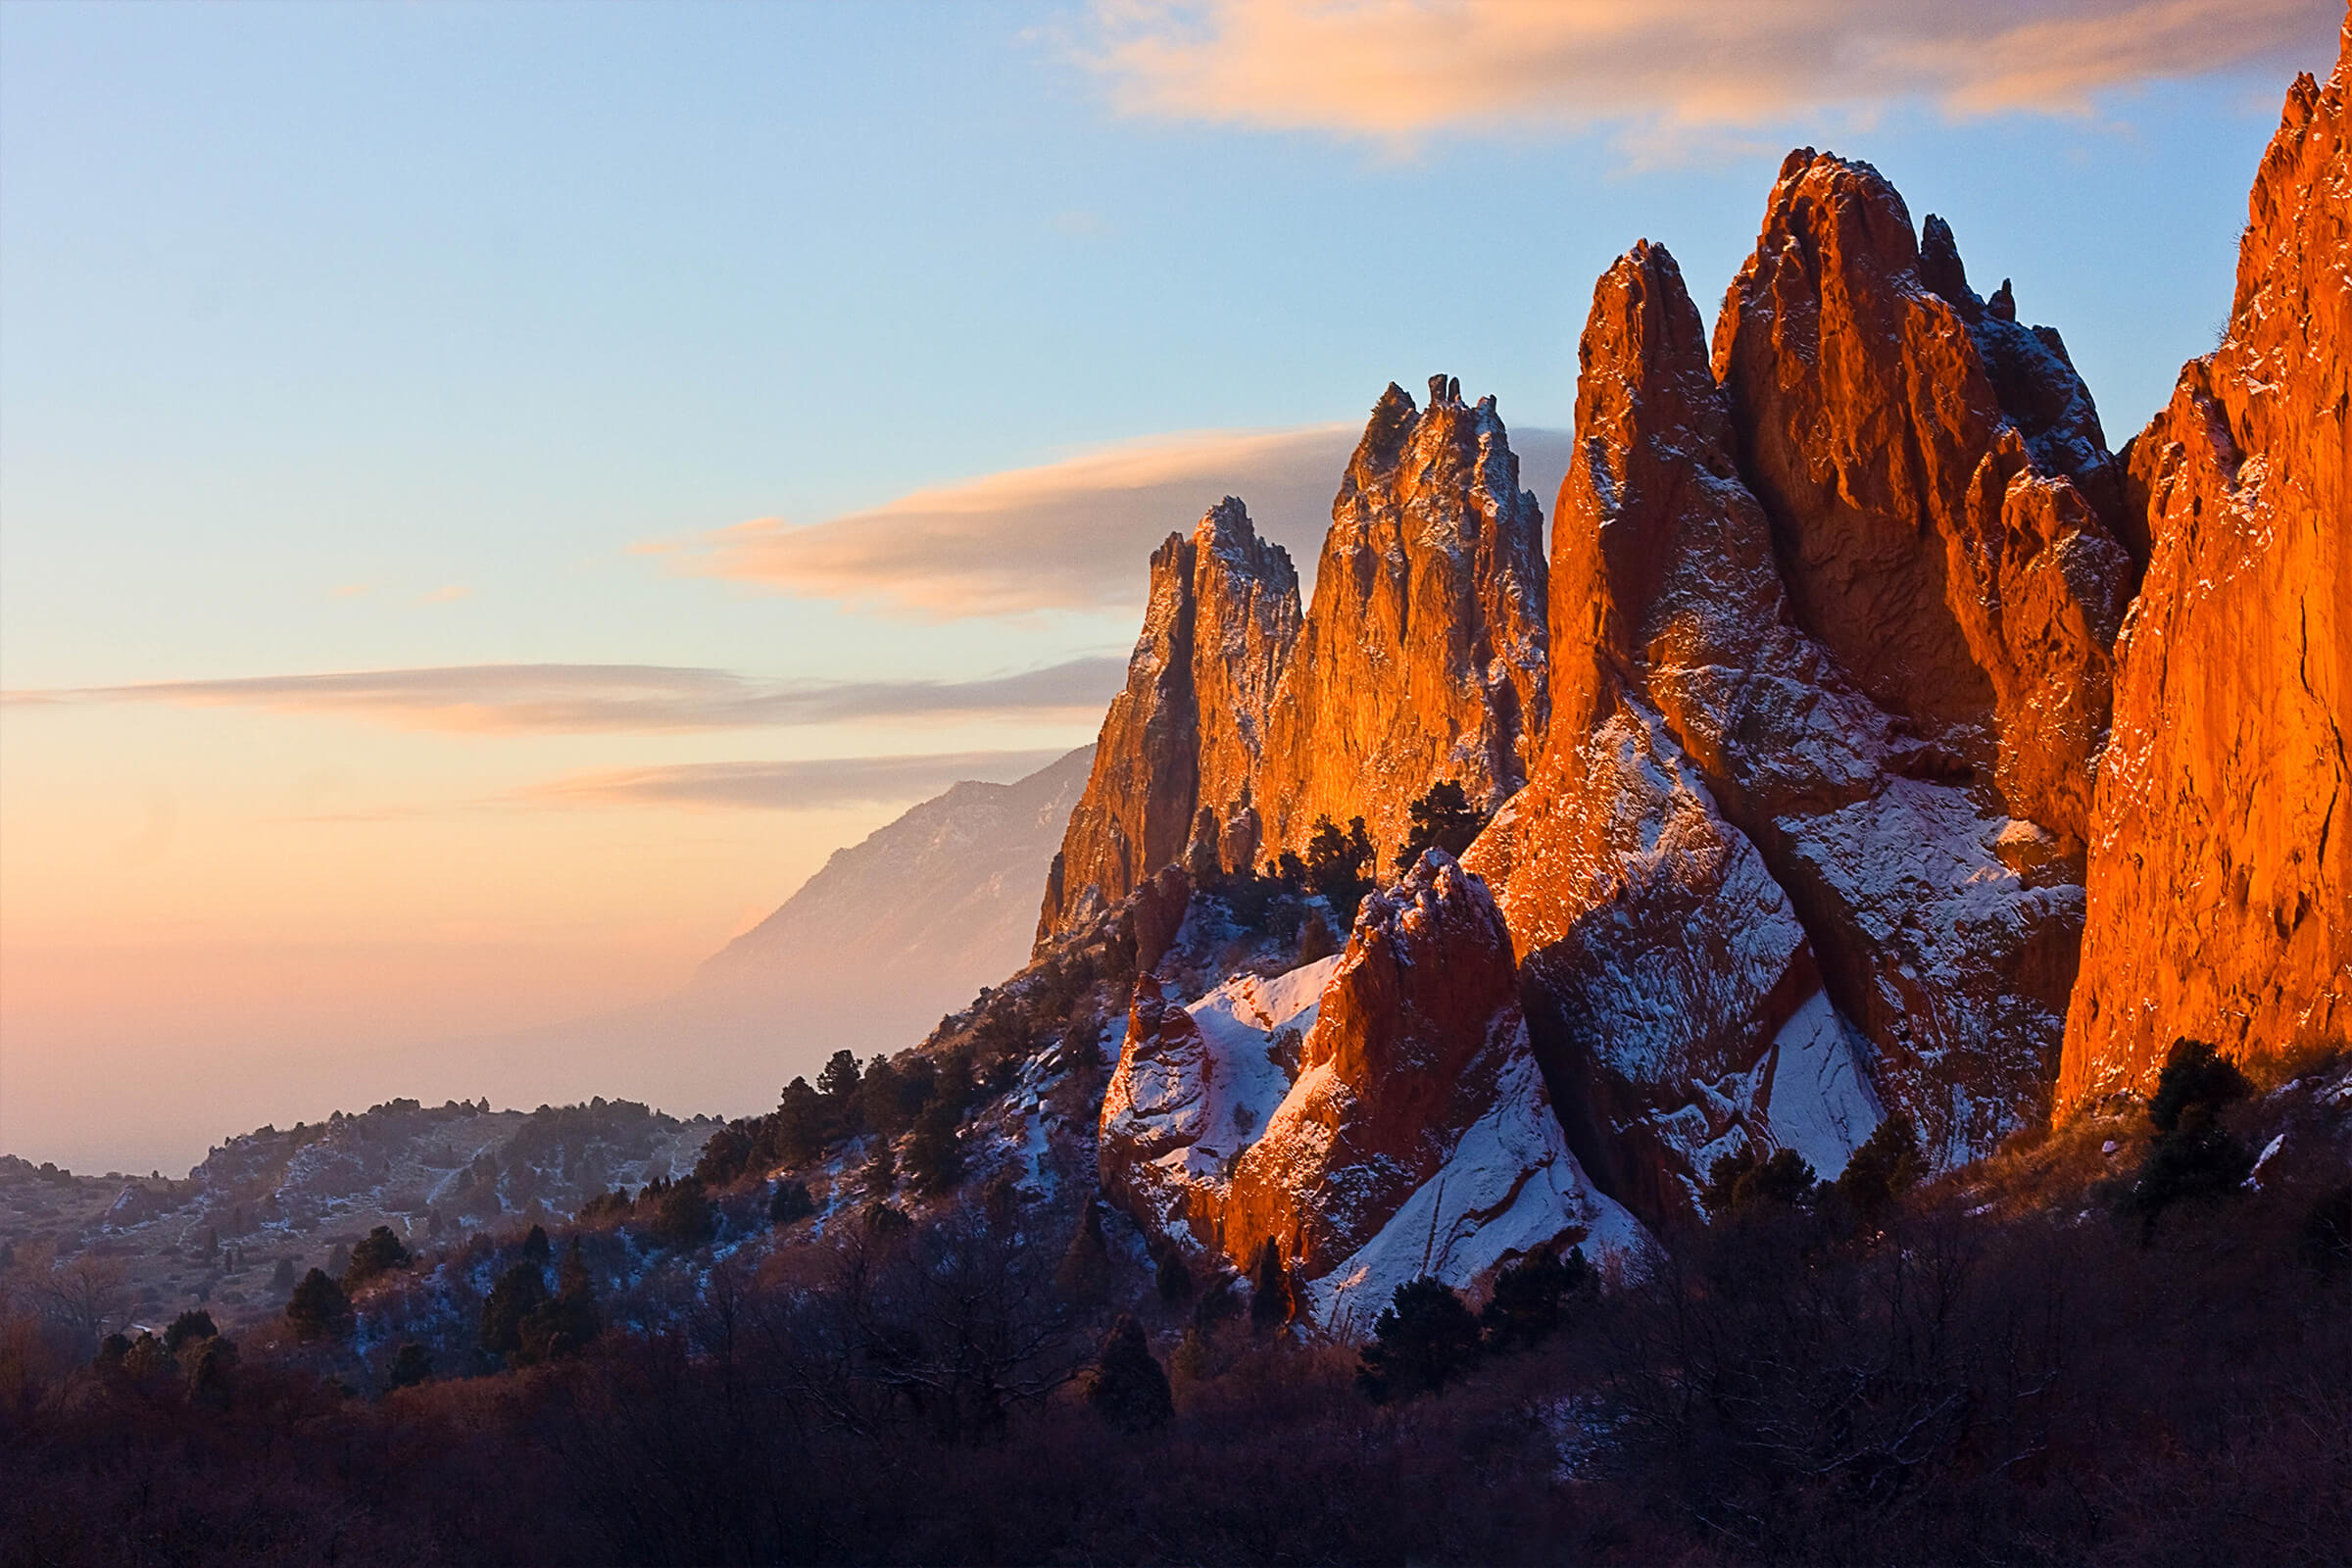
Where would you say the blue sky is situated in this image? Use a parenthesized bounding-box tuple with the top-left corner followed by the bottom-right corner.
(1, 0, 2339, 1171)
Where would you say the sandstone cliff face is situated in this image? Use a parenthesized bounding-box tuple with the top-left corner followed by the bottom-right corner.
(1259, 376, 1549, 865)
(2060, 25, 2352, 1109)
(1714, 152, 2132, 849)
(1099, 855, 1640, 1322)
(1480, 209, 2123, 1209)
(1038, 500, 1299, 941)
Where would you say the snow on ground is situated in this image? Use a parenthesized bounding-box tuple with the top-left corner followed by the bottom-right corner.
(1761, 990, 1883, 1178)
(1307, 1045, 1645, 1334)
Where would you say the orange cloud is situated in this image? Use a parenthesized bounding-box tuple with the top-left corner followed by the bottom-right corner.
(671, 417, 1572, 617)
(1073, 0, 2336, 145)
(5, 660, 1125, 734)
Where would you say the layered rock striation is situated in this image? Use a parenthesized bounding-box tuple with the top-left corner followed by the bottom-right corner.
(1038, 498, 1300, 940)
(1258, 376, 1550, 864)
(1042, 379, 1548, 944)
(2060, 25, 2352, 1108)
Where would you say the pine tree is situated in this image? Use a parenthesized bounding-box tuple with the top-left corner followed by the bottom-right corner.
(343, 1225, 411, 1289)
(1479, 1246, 1588, 1350)
(1304, 815, 1377, 924)
(479, 1259, 549, 1358)
(389, 1342, 434, 1389)
(1087, 1314, 1173, 1433)
(902, 1100, 964, 1197)
(518, 1238, 600, 1363)
(270, 1255, 297, 1291)
(1394, 780, 1490, 874)
(817, 1049, 865, 1134)
(774, 1076, 826, 1164)
(1829, 1112, 1924, 1227)
(1357, 1277, 1482, 1402)
(861, 1138, 899, 1200)
(284, 1268, 351, 1343)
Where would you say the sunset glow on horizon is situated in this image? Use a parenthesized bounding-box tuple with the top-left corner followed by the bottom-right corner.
(4, 0, 2340, 1175)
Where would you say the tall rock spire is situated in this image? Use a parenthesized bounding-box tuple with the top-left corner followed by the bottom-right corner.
(1037, 498, 1300, 944)
(1257, 376, 1548, 867)
(1713, 151, 2132, 849)
(2060, 23, 2352, 1108)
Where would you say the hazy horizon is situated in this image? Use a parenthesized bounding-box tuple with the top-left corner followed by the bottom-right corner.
(4, 0, 2342, 1177)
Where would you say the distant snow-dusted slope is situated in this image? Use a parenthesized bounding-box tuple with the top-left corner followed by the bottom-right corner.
(695, 744, 1094, 1023)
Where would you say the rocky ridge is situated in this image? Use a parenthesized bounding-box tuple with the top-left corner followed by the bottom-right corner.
(1037, 40, 2348, 1287)
(2060, 21, 2352, 1108)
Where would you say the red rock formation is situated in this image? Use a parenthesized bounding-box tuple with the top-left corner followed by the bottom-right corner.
(1481, 227, 2106, 1207)
(1038, 499, 1299, 942)
(1259, 376, 1548, 865)
(1714, 152, 2132, 848)
(1098, 855, 1639, 1318)
(2060, 24, 2352, 1109)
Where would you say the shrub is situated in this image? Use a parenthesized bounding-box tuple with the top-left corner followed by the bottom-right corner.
(1358, 1277, 1482, 1402)
(1828, 1112, 1924, 1227)
(1249, 1239, 1294, 1330)
(902, 1101, 964, 1198)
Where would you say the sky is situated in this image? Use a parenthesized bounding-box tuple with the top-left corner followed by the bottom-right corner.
(2, 0, 2341, 1174)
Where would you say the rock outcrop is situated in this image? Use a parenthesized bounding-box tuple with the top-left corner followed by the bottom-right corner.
(1038, 499, 1299, 941)
(1099, 855, 1640, 1322)
(1258, 376, 1549, 865)
(2060, 24, 2352, 1109)
(1714, 151, 2133, 849)
(1475, 157, 2142, 1211)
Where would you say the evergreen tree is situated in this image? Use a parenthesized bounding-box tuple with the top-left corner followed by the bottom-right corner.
(861, 1138, 899, 1200)
(270, 1255, 297, 1291)
(343, 1225, 411, 1289)
(479, 1260, 549, 1358)
(1479, 1246, 1588, 1350)
(1087, 1314, 1174, 1433)
(1055, 1202, 1114, 1305)
(284, 1268, 351, 1343)
(862, 1054, 911, 1138)
(1358, 1276, 1483, 1402)
(651, 1180, 716, 1248)
(1829, 1112, 1924, 1227)
(518, 1238, 599, 1363)
(521, 1223, 552, 1264)
(1702, 1146, 1818, 1220)
(902, 1100, 964, 1197)
(1304, 815, 1377, 925)
(817, 1049, 865, 1133)
(163, 1307, 219, 1353)
(773, 1077, 826, 1164)
(767, 1179, 814, 1227)
(1249, 1238, 1294, 1330)
(2122, 1040, 2256, 1236)
(1394, 780, 1490, 874)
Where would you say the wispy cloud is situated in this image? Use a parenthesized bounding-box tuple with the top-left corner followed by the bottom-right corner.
(1071, 0, 2336, 149)
(7, 660, 1126, 735)
(511, 749, 1074, 811)
(665, 418, 1571, 619)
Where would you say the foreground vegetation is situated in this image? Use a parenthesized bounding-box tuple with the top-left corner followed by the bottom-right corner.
(3, 1042, 2346, 1567)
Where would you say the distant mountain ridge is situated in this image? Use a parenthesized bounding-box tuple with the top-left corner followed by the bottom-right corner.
(697, 746, 1094, 1029)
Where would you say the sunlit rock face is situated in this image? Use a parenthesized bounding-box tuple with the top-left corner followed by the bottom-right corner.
(1713, 150, 2132, 851)
(1257, 376, 1549, 869)
(1038, 498, 1300, 943)
(1478, 144, 2154, 1208)
(2061, 24, 2352, 1110)
(1099, 854, 1642, 1324)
